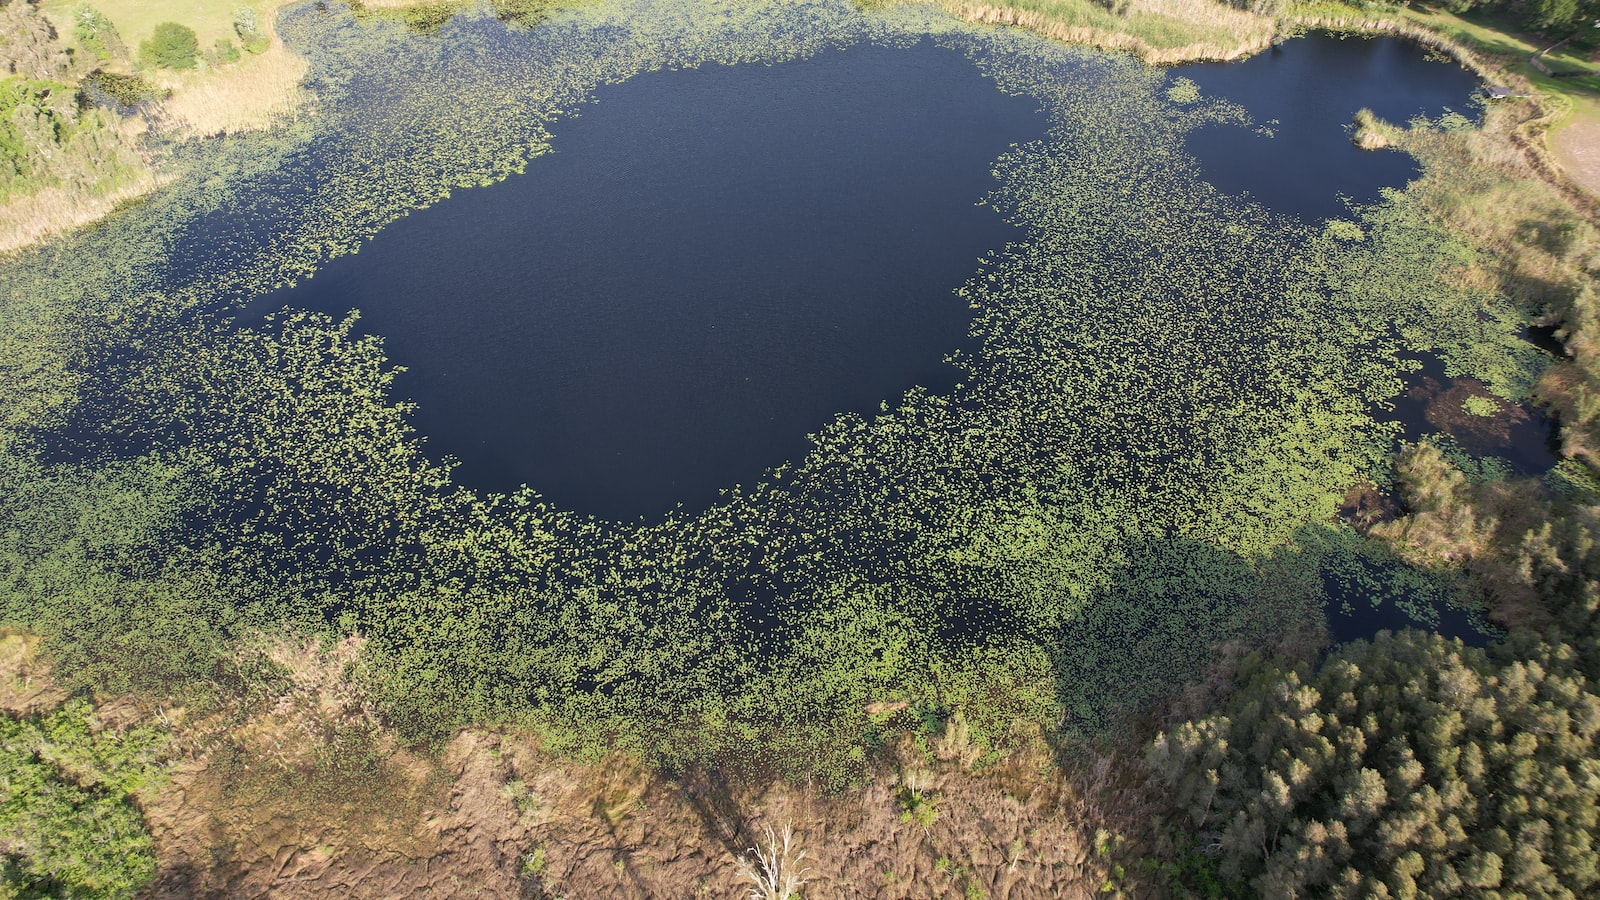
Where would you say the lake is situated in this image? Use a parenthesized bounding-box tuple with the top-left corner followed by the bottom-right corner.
(262, 40, 1042, 519)
(259, 28, 1484, 520)
(5, 0, 1539, 742)
(1182, 32, 1482, 221)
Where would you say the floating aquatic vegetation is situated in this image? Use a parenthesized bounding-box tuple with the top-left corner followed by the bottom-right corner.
(0, 0, 1549, 779)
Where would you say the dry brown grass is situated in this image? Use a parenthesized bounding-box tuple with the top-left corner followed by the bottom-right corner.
(0, 629, 70, 715)
(0, 167, 165, 256)
(939, 1, 1515, 68)
(948, 0, 1276, 64)
(1, 1, 310, 255)
(152, 38, 310, 139)
(1, 626, 1140, 898)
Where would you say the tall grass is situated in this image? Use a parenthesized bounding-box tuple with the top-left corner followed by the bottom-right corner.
(938, 0, 1537, 67)
(946, 0, 1276, 62)
(153, 37, 308, 138)
(0, 110, 166, 255)
(0, 174, 163, 254)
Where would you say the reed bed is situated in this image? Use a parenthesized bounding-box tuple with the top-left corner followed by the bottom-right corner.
(944, 0, 1524, 68)
(0, 169, 165, 255)
(948, 0, 1276, 63)
(153, 37, 310, 138)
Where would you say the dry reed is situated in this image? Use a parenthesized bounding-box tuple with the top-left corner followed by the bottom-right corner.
(949, 0, 1275, 63)
(152, 37, 309, 138)
(0, 168, 165, 255)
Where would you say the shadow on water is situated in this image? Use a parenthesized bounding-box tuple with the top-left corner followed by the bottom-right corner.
(1179, 33, 1483, 222)
(250, 39, 1046, 521)
(1037, 531, 1495, 732)
(1525, 323, 1569, 359)
(1390, 354, 1560, 476)
(1322, 561, 1497, 649)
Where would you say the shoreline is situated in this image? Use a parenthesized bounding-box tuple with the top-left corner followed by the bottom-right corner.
(2, 0, 1590, 256)
(0, 0, 308, 256)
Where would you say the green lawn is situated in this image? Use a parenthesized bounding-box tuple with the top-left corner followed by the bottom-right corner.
(1401, 6, 1600, 131)
(39, 0, 277, 55)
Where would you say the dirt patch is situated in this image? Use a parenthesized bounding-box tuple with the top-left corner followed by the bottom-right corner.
(1339, 481, 1399, 531)
(121, 639, 1114, 898)
(142, 729, 1113, 899)
(1551, 118, 1600, 199)
(496, 739, 1110, 899)
(146, 729, 530, 899)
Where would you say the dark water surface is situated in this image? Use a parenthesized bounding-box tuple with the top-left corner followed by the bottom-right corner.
(1181, 33, 1482, 221)
(1326, 600, 1496, 649)
(1390, 355, 1560, 476)
(266, 41, 1042, 519)
(260, 32, 1487, 521)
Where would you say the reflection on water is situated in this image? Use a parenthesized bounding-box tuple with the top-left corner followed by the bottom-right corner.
(1391, 355, 1559, 476)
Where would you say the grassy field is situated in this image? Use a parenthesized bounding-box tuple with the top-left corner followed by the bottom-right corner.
(1402, 7, 1600, 117)
(39, 0, 276, 55)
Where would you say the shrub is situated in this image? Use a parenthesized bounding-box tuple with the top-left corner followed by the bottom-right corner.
(0, 0, 70, 80)
(80, 70, 164, 112)
(232, 6, 268, 54)
(138, 21, 198, 70)
(0, 700, 164, 898)
(73, 4, 126, 62)
(205, 37, 241, 68)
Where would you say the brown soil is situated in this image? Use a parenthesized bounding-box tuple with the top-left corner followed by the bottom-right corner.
(140, 726, 1113, 899)
(1339, 481, 1399, 531)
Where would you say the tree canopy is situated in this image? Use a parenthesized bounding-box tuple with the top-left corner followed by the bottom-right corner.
(1150, 631, 1600, 898)
(138, 21, 198, 70)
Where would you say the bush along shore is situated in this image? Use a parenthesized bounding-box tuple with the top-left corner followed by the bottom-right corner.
(0, 0, 306, 253)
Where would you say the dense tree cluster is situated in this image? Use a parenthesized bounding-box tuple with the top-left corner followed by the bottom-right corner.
(1151, 631, 1600, 897)
(1444, 0, 1600, 36)
(138, 21, 198, 70)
